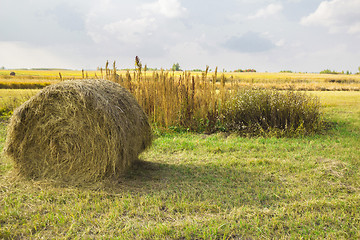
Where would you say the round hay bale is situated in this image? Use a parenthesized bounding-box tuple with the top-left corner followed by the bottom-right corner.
(3, 79, 152, 182)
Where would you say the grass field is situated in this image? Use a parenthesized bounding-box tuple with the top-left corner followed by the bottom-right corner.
(0, 89, 359, 239)
(1, 69, 360, 91)
(2, 68, 359, 134)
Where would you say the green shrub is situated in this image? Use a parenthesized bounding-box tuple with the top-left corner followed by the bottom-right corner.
(221, 89, 323, 136)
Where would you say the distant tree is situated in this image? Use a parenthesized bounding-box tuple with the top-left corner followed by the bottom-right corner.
(0, 66, 5, 70)
(234, 69, 256, 73)
(320, 69, 339, 74)
(171, 63, 181, 71)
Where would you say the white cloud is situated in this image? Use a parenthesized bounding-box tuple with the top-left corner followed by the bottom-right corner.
(141, 0, 187, 18)
(166, 41, 209, 67)
(275, 39, 286, 47)
(85, 0, 187, 45)
(348, 23, 360, 34)
(0, 42, 72, 68)
(301, 0, 360, 34)
(1, 0, 359, 72)
(248, 3, 283, 19)
(104, 18, 156, 44)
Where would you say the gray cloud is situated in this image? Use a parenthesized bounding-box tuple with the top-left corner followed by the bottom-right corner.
(0, 0, 359, 72)
(223, 32, 276, 53)
(49, 4, 86, 32)
(0, 0, 89, 46)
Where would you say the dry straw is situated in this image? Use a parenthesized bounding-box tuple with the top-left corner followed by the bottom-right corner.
(4, 79, 152, 182)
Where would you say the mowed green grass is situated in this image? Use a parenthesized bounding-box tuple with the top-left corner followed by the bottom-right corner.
(0, 91, 360, 239)
(0, 89, 39, 99)
(0, 90, 39, 119)
(0, 89, 39, 109)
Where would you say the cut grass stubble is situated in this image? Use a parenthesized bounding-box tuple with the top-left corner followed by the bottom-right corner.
(1, 110, 360, 239)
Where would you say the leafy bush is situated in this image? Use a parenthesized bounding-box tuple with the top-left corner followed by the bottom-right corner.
(221, 89, 323, 136)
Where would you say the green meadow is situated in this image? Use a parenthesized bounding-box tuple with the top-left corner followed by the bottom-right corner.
(0, 89, 359, 239)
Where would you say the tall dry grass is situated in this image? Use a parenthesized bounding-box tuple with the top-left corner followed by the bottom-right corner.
(103, 58, 323, 135)
(0, 60, 328, 135)
(102, 59, 228, 132)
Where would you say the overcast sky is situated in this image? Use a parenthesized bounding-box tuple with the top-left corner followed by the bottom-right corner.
(0, 0, 359, 72)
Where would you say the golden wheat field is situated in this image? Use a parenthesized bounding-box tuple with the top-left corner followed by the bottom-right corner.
(1, 68, 360, 90)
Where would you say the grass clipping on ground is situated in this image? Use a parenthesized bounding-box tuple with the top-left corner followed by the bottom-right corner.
(3, 79, 152, 182)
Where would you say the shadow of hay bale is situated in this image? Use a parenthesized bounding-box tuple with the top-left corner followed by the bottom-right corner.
(3, 79, 152, 182)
